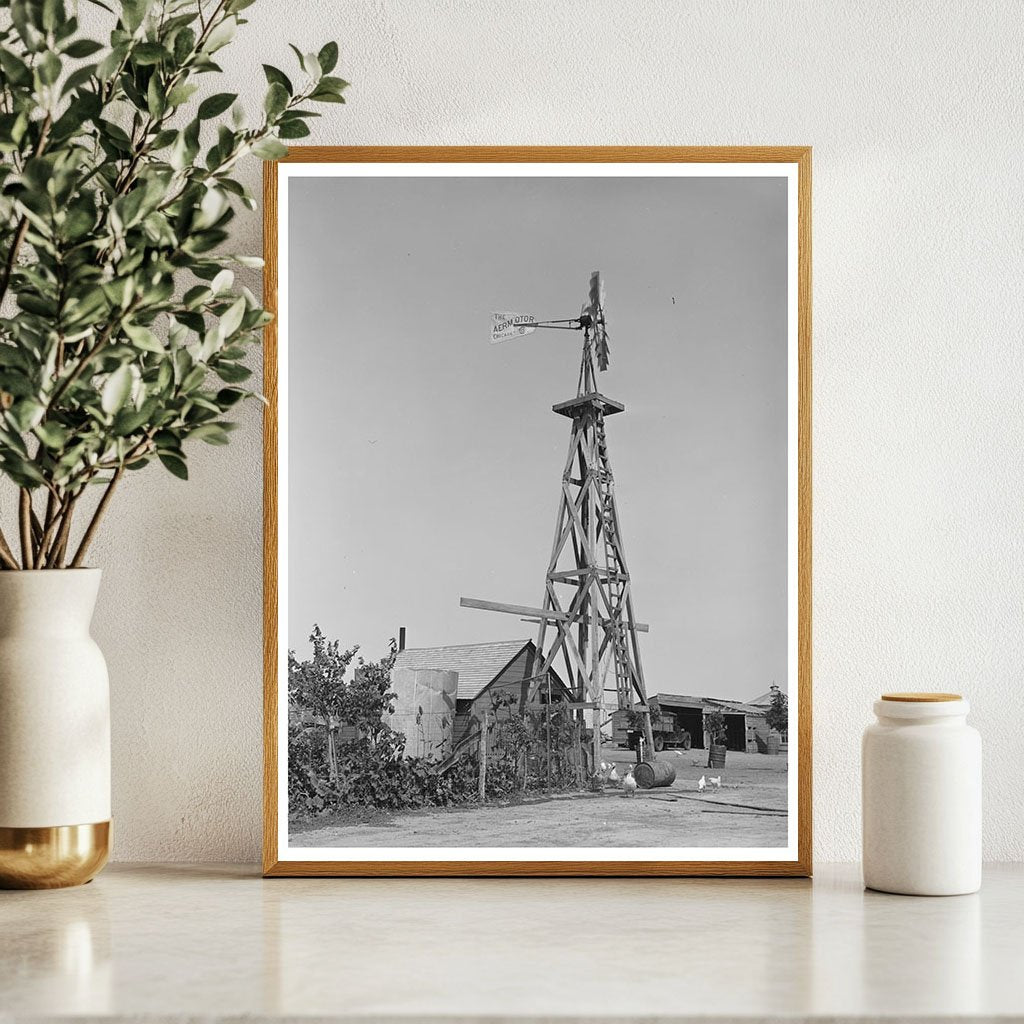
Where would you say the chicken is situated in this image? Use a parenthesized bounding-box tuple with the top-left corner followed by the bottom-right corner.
(710, 776, 722, 789)
(607, 765, 620, 783)
(622, 769, 637, 797)
(697, 774, 706, 793)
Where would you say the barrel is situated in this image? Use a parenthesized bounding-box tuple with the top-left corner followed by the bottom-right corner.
(634, 759, 676, 789)
(766, 734, 781, 756)
(707, 744, 727, 769)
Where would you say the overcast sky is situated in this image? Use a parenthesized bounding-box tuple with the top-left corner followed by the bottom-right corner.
(287, 173, 789, 702)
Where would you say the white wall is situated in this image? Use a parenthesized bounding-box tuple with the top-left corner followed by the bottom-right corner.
(89, 1, 1024, 863)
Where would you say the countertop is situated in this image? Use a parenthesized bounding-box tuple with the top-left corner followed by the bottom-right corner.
(2, 863, 1022, 1022)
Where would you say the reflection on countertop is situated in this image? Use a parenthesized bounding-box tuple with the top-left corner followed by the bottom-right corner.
(1, 862, 1021, 1020)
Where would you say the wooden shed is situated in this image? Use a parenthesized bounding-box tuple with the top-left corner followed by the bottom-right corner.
(393, 639, 571, 747)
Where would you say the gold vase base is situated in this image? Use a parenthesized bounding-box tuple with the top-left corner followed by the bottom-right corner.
(0, 821, 110, 889)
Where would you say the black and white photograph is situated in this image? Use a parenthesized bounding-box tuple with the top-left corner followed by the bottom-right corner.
(267, 152, 810, 873)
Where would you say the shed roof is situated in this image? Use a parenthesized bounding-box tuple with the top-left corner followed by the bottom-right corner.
(749, 689, 782, 707)
(704, 697, 767, 716)
(648, 693, 706, 709)
(394, 640, 532, 701)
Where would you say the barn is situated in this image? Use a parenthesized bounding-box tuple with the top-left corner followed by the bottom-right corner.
(702, 697, 769, 753)
(393, 639, 571, 747)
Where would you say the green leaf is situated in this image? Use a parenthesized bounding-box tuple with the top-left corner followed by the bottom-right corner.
(215, 362, 251, 383)
(251, 137, 287, 160)
(203, 16, 236, 53)
(277, 120, 310, 140)
(262, 64, 292, 95)
(198, 91, 237, 119)
(158, 452, 188, 479)
(123, 322, 164, 353)
(317, 41, 339, 75)
(121, 0, 154, 33)
(63, 38, 104, 58)
(96, 43, 128, 81)
(318, 76, 349, 93)
(61, 62, 97, 96)
(218, 296, 246, 339)
(310, 88, 346, 104)
(189, 422, 231, 445)
(9, 399, 45, 432)
(264, 81, 288, 117)
(173, 26, 196, 65)
(166, 82, 199, 107)
(210, 268, 234, 294)
(132, 42, 168, 66)
(38, 51, 62, 86)
(147, 75, 166, 118)
(0, 50, 33, 86)
(34, 421, 69, 449)
(101, 364, 133, 415)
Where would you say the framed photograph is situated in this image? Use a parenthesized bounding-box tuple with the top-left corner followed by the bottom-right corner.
(263, 147, 811, 877)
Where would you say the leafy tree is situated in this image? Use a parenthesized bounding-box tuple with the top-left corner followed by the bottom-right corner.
(288, 625, 357, 783)
(765, 684, 788, 735)
(705, 707, 726, 746)
(0, 0, 346, 568)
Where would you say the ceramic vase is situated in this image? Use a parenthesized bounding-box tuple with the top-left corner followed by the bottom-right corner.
(862, 692, 981, 896)
(0, 569, 110, 888)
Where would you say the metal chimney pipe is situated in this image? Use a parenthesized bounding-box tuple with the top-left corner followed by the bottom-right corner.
(399, 626, 406, 651)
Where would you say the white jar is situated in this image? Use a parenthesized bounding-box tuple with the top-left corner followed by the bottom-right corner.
(862, 693, 981, 895)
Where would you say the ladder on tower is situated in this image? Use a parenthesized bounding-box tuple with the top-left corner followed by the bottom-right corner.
(595, 414, 632, 712)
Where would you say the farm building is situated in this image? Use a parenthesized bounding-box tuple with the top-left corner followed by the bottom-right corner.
(612, 693, 773, 753)
(611, 693, 707, 751)
(393, 639, 572, 748)
(702, 698, 769, 753)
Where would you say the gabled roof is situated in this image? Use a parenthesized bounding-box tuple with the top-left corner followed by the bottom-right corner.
(749, 689, 781, 707)
(394, 639, 533, 701)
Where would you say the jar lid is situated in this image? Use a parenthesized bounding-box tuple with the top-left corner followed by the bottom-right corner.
(874, 695, 969, 720)
(881, 692, 962, 702)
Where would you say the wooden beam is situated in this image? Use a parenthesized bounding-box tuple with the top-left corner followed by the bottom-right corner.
(461, 597, 651, 632)
(521, 616, 649, 633)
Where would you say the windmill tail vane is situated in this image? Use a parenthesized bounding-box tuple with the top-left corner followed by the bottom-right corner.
(489, 271, 611, 373)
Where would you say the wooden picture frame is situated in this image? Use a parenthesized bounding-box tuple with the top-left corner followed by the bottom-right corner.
(263, 147, 812, 877)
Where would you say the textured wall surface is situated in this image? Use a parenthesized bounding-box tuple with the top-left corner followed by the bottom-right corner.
(86, 1, 1024, 863)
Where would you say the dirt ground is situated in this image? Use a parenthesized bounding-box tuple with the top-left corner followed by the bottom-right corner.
(290, 746, 789, 849)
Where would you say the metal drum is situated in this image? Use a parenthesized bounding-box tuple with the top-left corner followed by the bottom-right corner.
(634, 759, 676, 789)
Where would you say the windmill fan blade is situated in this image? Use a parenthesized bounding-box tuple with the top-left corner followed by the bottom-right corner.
(595, 325, 610, 371)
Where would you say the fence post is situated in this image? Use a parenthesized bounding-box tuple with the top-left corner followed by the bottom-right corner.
(478, 710, 488, 803)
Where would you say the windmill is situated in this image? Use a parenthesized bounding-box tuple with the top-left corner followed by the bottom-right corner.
(463, 272, 656, 773)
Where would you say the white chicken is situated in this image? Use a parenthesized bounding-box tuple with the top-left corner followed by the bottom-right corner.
(608, 765, 620, 783)
(710, 776, 722, 789)
(622, 769, 637, 797)
(697, 774, 706, 793)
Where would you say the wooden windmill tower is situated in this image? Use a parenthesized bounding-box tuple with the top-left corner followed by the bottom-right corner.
(462, 273, 656, 770)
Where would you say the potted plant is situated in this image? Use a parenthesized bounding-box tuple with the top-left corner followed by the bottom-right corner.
(0, 0, 344, 888)
(705, 707, 727, 769)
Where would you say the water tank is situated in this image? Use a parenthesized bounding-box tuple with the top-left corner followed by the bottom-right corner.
(385, 667, 458, 760)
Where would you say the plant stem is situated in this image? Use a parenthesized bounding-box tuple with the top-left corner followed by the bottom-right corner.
(45, 492, 78, 569)
(70, 465, 124, 568)
(18, 489, 34, 569)
(0, 114, 52, 309)
(45, 300, 138, 415)
(0, 526, 19, 570)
